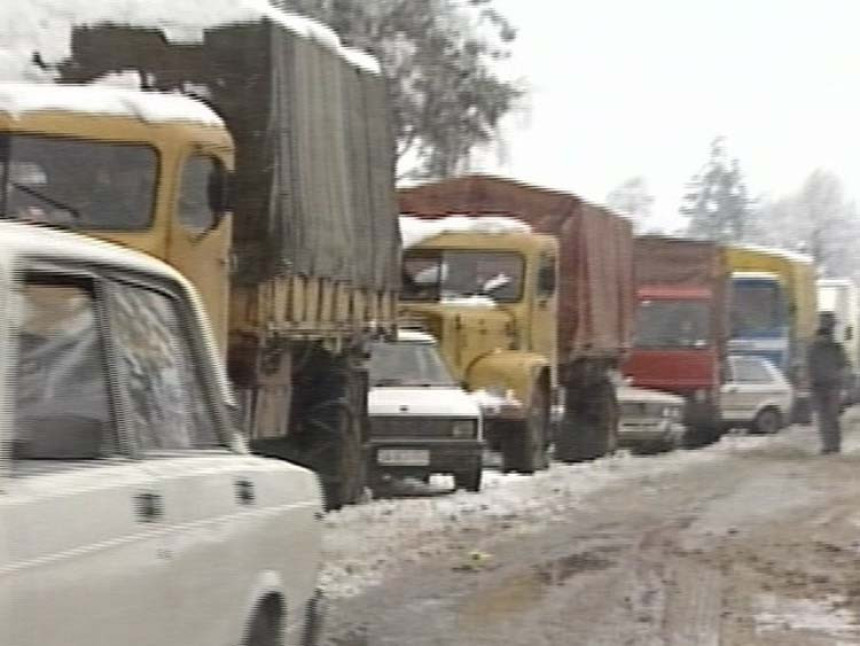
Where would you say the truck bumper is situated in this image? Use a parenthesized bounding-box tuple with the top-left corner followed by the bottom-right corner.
(618, 420, 685, 449)
(367, 438, 483, 477)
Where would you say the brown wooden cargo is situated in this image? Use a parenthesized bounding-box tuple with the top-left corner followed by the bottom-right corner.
(399, 175, 634, 361)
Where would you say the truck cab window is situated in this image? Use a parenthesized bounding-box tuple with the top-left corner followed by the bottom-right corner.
(0, 134, 156, 229)
(178, 155, 226, 233)
(537, 254, 557, 297)
(14, 281, 114, 460)
(110, 284, 221, 452)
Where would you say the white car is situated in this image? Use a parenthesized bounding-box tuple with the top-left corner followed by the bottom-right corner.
(617, 385, 686, 453)
(367, 330, 483, 491)
(0, 221, 324, 646)
(721, 355, 794, 434)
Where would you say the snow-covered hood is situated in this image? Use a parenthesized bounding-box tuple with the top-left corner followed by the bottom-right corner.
(617, 385, 684, 406)
(369, 386, 480, 419)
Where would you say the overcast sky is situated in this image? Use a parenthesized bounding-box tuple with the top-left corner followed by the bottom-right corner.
(477, 0, 860, 232)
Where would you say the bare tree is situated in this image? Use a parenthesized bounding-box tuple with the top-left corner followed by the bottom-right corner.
(756, 170, 859, 277)
(606, 176, 655, 233)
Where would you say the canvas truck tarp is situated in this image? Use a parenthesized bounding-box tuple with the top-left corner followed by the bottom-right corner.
(399, 175, 634, 361)
(61, 21, 399, 291)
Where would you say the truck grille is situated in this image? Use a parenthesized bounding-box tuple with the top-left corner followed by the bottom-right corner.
(371, 417, 458, 438)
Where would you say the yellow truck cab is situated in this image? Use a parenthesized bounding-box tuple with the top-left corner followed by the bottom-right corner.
(0, 5, 402, 509)
(400, 218, 558, 473)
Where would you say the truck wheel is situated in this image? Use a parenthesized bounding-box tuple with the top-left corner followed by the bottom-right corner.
(501, 384, 549, 474)
(242, 599, 283, 646)
(753, 408, 782, 435)
(682, 424, 722, 448)
(291, 348, 367, 511)
(454, 467, 483, 492)
(555, 381, 618, 463)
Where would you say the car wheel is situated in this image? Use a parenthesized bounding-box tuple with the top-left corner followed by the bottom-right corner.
(243, 600, 283, 646)
(454, 467, 482, 492)
(753, 408, 782, 435)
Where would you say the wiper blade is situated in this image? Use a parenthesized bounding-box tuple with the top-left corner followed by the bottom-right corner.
(10, 181, 82, 222)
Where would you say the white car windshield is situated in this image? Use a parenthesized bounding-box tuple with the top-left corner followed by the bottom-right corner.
(369, 341, 457, 387)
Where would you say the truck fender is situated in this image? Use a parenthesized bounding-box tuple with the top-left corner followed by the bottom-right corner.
(466, 350, 552, 408)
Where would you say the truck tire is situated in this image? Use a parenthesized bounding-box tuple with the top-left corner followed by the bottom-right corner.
(242, 599, 283, 646)
(501, 383, 550, 474)
(555, 380, 618, 463)
(291, 347, 367, 511)
(682, 424, 722, 448)
(454, 467, 483, 492)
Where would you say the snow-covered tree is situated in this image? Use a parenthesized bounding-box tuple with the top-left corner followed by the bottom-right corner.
(606, 176, 655, 233)
(681, 137, 754, 242)
(756, 170, 860, 278)
(277, 0, 522, 180)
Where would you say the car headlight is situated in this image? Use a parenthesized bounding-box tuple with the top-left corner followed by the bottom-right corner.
(452, 419, 477, 438)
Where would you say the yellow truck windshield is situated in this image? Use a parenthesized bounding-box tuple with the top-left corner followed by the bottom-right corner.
(0, 133, 157, 229)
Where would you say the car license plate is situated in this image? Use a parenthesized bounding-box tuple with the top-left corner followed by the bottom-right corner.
(377, 449, 430, 466)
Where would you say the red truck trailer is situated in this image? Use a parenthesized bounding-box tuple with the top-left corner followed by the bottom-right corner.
(624, 236, 728, 445)
(399, 175, 634, 461)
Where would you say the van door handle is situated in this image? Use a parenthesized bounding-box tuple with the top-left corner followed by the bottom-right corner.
(235, 479, 256, 505)
(134, 492, 164, 523)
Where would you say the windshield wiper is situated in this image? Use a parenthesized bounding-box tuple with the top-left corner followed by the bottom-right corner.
(9, 181, 82, 222)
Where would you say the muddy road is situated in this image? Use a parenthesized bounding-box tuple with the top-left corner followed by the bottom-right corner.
(322, 417, 860, 645)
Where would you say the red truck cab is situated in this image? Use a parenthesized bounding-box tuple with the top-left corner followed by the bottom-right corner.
(624, 238, 728, 446)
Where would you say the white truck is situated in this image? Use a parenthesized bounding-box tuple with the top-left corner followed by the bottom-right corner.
(0, 220, 324, 646)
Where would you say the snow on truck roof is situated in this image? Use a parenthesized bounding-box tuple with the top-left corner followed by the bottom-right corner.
(730, 243, 814, 265)
(0, 83, 224, 126)
(399, 215, 532, 249)
(0, 0, 381, 84)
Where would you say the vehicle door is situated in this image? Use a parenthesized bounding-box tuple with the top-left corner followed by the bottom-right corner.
(167, 151, 232, 349)
(1, 269, 172, 646)
(106, 276, 319, 646)
(722, 356, 783, 421)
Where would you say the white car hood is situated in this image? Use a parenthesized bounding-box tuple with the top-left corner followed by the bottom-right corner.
(369, 386, 480, 418)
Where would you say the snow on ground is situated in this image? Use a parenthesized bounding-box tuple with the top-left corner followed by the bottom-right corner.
(755, 593, 860, 641)
(321, 433, 777, 599)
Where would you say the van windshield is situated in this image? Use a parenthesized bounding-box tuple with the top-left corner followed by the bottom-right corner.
(0, 134, 157, 229)
(369, 340, 457, 387)
(731, 280, 787, 336)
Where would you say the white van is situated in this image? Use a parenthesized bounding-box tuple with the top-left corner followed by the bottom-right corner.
(367, 330, 484, 491)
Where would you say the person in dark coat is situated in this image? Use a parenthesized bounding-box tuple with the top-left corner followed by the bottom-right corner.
(807, 312, 849, 454)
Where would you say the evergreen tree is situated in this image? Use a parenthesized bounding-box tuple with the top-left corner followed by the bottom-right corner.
(681, 137, 753, 242)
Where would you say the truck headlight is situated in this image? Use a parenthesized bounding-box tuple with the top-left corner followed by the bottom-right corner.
(452, 420, 477, 438)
